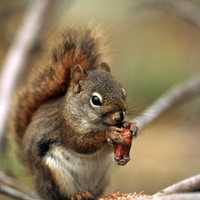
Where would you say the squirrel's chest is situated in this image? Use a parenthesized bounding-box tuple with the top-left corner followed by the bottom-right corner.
(44, 146, 113, 197)
(68, 148, 112, 193)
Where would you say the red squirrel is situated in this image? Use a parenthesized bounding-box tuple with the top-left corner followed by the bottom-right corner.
(13, 28, 137, 200)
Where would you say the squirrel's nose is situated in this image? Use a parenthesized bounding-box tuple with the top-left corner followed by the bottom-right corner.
(112, 110, 125, 124)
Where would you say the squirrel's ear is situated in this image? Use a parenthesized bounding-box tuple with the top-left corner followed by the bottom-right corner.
(71, 64, 87, 84)
(100, 62, 111, 72)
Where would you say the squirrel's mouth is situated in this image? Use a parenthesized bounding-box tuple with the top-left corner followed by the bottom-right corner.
(102, 110, 126, 126)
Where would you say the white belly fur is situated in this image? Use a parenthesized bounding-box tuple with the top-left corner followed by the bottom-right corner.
(44, 145, 113, 197)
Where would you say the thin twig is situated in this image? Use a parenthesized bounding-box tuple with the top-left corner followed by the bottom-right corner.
(0, 0, 53, 151)
(132, 78, 200, 128)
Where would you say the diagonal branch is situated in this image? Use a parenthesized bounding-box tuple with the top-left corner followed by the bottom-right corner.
(0, 0, 54, 151)
(135, 0, 200, 28)
(132, 77, 200, 129)
(0, 171, 40, 200)
(158, 174, 200, 195)
(0, 185, 37, 200)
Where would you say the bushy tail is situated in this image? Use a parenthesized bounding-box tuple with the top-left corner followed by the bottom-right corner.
(13, 27, 109, 142)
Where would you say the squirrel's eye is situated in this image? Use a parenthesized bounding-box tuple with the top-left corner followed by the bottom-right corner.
(90, 92, 103, 107)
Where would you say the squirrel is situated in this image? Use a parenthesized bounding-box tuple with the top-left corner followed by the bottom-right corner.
(13, 27, 133, 200)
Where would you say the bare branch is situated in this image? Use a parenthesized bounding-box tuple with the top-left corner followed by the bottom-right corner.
(135, 0, 200, 28)
(1, 172, 200, 200)
(151, 193, 200, 200)
(0, 0, 54, 150)
(0, 1, 200, 200)
(0, 186, 37, 200)
(1, 173, 200, 200)
(100, 192, 200, 200)
(1, 75, 200, 199)
(0, 171, 40, 200)
(132, 78, 200, 128)
(158, 174, 200, 195)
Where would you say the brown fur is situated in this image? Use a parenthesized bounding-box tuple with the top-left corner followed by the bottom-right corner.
(13, 27, 127, 200)
(13, 28, 109, 143)
(22, 97, 112, 200)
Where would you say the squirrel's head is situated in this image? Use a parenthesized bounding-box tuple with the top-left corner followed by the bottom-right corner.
(64, 63, 127, 134)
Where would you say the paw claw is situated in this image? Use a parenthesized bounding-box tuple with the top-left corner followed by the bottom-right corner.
(107, 138, 114, 145)
(71, 192, 94, 200)
(115, 156, 130, 166)
(131, 126, 138, 137)
(106, 126, 125, 145)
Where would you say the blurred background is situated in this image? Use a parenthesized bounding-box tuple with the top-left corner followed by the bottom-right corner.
(0, 0, 200, 199)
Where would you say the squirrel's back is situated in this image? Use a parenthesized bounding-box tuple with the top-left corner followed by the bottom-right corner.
(13, 27, 109, 142)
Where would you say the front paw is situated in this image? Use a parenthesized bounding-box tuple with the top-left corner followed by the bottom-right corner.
(123, 121, 138, 137)
(71, 192, 94, 200)
(106, 126, 125, 145)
